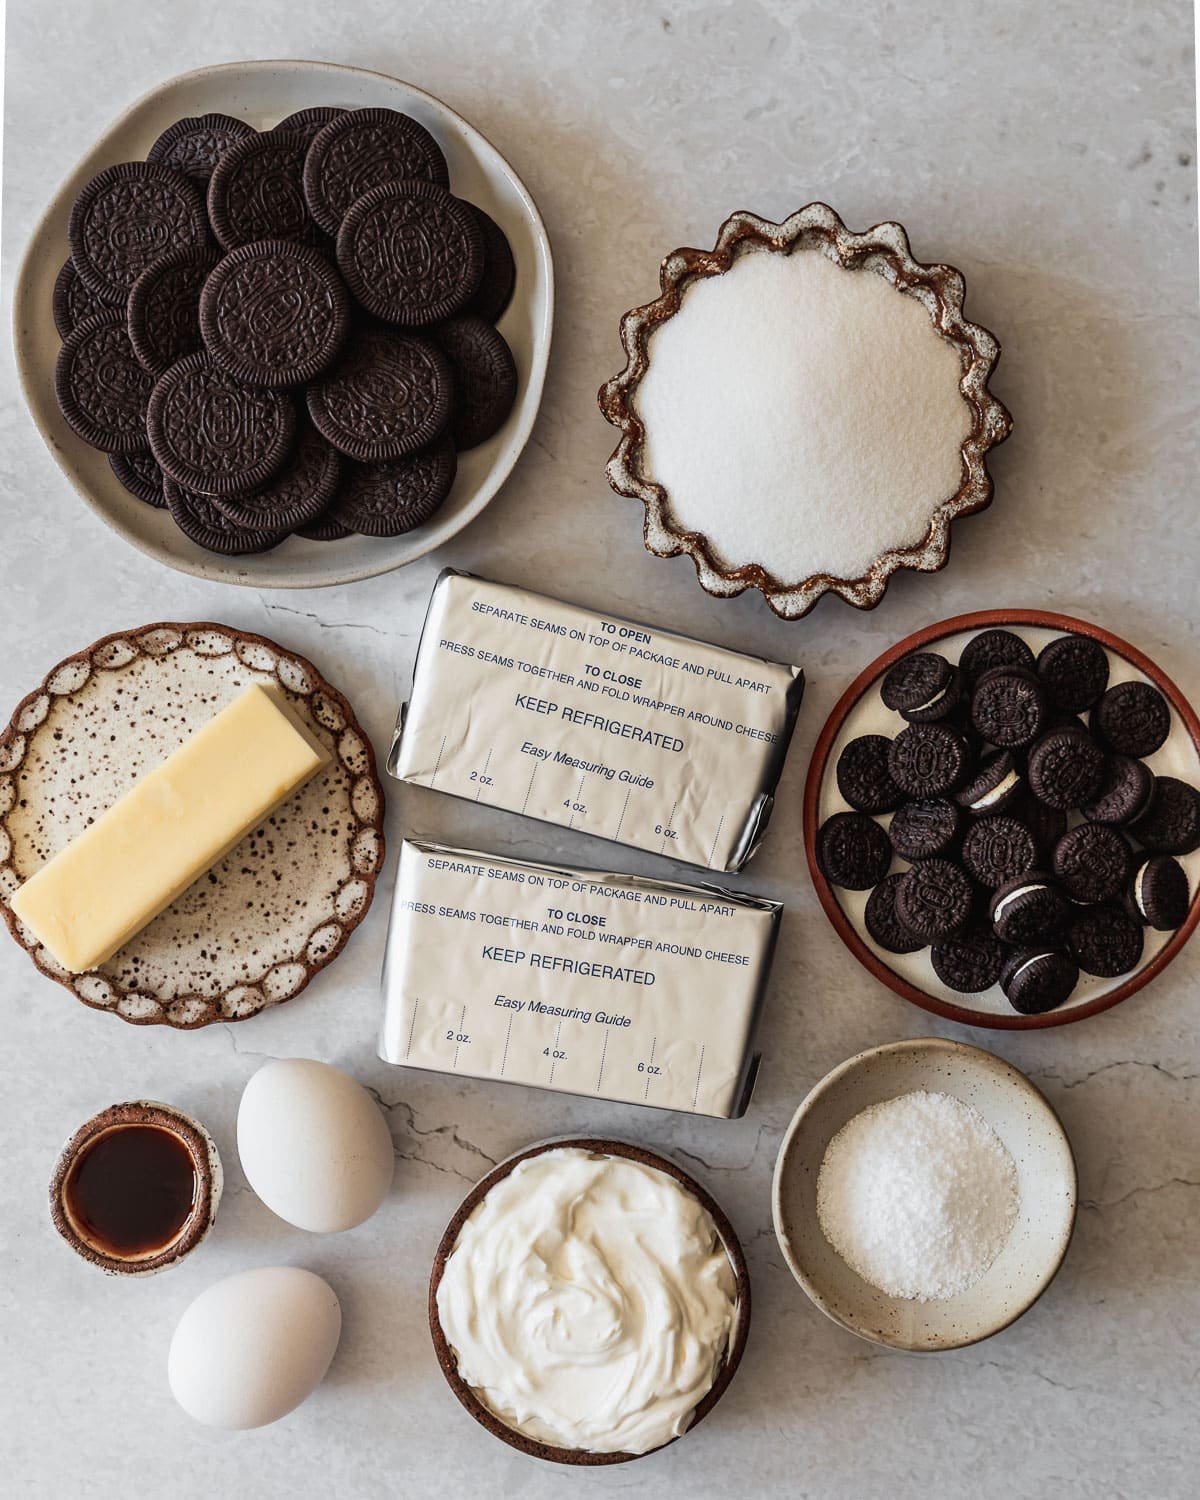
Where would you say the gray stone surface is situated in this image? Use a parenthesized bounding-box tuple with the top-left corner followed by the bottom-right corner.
(1, 2, 1197, 1496)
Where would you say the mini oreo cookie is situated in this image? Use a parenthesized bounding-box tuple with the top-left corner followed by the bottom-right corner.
(956, 751, 1022, 814)
(212, 422, 341, 531)
(147, 113, 258, 184)
(52, 259, 117, 338)
(1051, 823, 1132, 904)
(1090, 680, 1171, 757)
(127, 247, 219, 376)
(330, 439, 457, 537)
(970, 668, 1048, 749)
(961, 815, 1037, 889)
(1036, 633, 1110, 713)
(887, 722, 970, 798)
(1126, 855, 1190, 931)
(990, 873, 1069, 946)
(273, 106, 347, 146)
(199, 240, 350, 387)
(894, 859, 973, 942)
(1132, 776, 1200, 855)
(836, 735, 904, 814)
(336, 179, 483, 326)
(880, 652, 960, 723)
(302, 108, 450, 235)
(1068, 904, 1144, 978)
(816, 812, 892, 891)
(54, 311, 154, 453)
(466, 206, 516, 323)
(959, 629, 1036, 684)
(147, 353, 296, 497)
(164, 478, 289, 554)
(306, 326, 451, 461)
(68, 161, 208, 301)
(433, 317, 517, 448)
(1080, 754, 1154, 826)
(1026, 726, 1105, 810)
(1000, 948, 1079, 1015)
(864, 874, 924, 954)
(207, 131, 316, 250)
(931, 928, 1006, 993)
(888, 798, 960, 862)
(108, 451, 166, 508)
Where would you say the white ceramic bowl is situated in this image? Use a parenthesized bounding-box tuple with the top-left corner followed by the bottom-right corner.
(12, 58, 554, 589)
(772, 1038, 1076, 1352)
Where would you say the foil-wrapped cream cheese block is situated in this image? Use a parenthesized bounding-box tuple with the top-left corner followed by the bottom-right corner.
(379, 840, 782, 1118)
(388, 571, 804, 871)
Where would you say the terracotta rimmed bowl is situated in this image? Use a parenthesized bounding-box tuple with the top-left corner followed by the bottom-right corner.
(49, 1100, 222, 1276)
(13, 58, 554, 590)
(428, 1136, 751, 1466)
(773, 1038, 1076, 1352)
(0, 622, 385, 1028)
(804, 609, 1200, 1029)
(598, 202, 1012, 619)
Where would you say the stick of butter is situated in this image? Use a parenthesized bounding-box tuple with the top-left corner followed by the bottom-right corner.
(9, 684, 331, 974)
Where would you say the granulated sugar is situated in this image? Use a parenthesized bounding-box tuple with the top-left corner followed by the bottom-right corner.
(635, 247, 972, 582)
(816, 1089, 1019, 1302)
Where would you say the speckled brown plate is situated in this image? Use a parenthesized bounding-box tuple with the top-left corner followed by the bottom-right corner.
(428, 1136, 751, 1465)
(0, 623, 385, 1028)
(598, 202, 1012, 620)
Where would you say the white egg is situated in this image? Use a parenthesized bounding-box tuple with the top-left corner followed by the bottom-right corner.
(168, 1265, 340, 1430)
(237, 1058, 394, 1233)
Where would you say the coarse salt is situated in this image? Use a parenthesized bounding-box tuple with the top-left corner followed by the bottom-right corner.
(635, 247, 972, 583)
(816, 1089, 1019, 1302)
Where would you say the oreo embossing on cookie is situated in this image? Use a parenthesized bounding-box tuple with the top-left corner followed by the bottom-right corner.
(147, 113, 258, 184)
(55, 311, 155, 453)
(1080, 754, 1154, 826)
(68, 161, 208, 301)
(887, 723, 970, 798)
(1067, 905, 1144, 978)
(306, 326, 451, 460)
(816, 812, 892, 890)
(127, 247, 219, 376)
(108, 451, 166, 508)
(970, 668, 1048, 749)
(958, 629, 1036, 685)
(888, 798, 960, 862)
(1000, 948, 1079, 1014)
(880, 652, 960, 723)
(303, 108, 450, 234)
(1035, 633, 1110, 714)
(1026, 726, 1105, 810)
(836, 735, 905, 815)
(1051, 823, 1132, 905)
(1132, 777, 1200, 855)
(1090, 681, 1171, 758)
(931, 928, 1006, 993)
(330, 440, 457, 537)
(207, 131, 316, 250)
(894, 859, 973, 943)
(961, 815, 1038, 890)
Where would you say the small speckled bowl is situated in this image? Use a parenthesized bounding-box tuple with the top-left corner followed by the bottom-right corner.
(772, 1038, 1076, 1352)
(49, 1100, 222, 1276)
(428, 1136, 750, 1464)
(598, 202, 1012, 619)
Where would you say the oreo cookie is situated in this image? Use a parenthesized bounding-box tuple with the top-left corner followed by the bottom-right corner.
(836, 735, 905, 815)
(147, 113, 258, 184)
(302, 107, 450, 234)
(1068, 904, 1144, 978)
(881, 653, 962, 724)
(433, 317, 518, 448)
(1035, 633, 1109, 713)
(54, 311, 155, 453)
(959, 629, 1036, 684)
(1080, 754, 1154, 826)
(466, 206, 516, 323)
(108, 451, 166, 508)
(1051, 823, 1132, 904)
(336, 179, 483, 326)
(961, 815, 1037, 889)
(295, 512, 353, 542)
(199, 240, 350, 386)
(816, 812, 892, 890)
(1126, 855, 1190, 931)
(887, 722, 970, 798)
(888, 798, 960, 862)
(894, 859, 973, 942)
(207, 131, 316, 250)
(212, 423, 341, 532)
(864, 874, 924, 954)
(1091, 680, 1171, 757)
(970, 668, 1048, 749)
(931, 928, 1005, 993)
(1132, 776, 1200, 855)
(127, 247, 218, 376)
(164, 478, 289, 555)
(1000, 948, 1079, 1014)
(52, 259, 117, 339)
(147, 353, 296, 497)
(1026, 726, 1105, 810)
(330, 439, 457, 537)
(68, 161, 208, 301)
(956, 751, 1022, 815)
(273, 106, 347, 147)
(306, 326, 451, 461)
(989, 873, 1069, 945)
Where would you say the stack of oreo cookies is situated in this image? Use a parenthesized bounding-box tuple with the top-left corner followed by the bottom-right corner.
(819, 629, 1198, 1014)
(53, 107, 519, 552)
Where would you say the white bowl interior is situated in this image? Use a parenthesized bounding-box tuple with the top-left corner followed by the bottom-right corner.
(817, 624, 1200, 1019)
(772, 1039, 1076, 1351)
(12, 59, 554, 588)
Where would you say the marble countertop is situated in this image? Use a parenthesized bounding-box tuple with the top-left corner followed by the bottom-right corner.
(1, 2, 1197, 1496)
